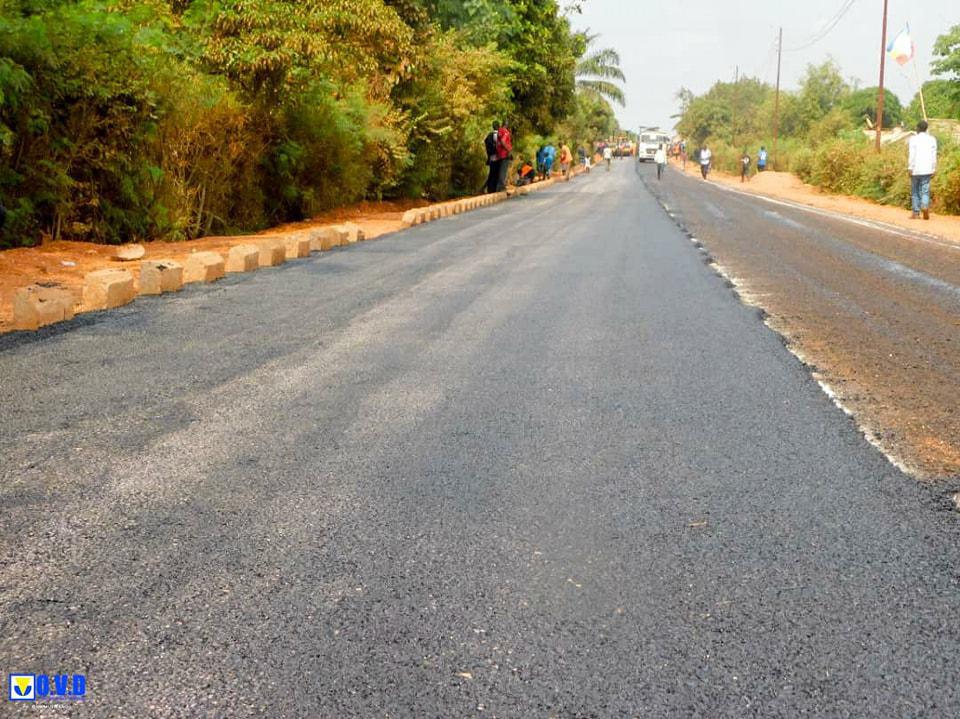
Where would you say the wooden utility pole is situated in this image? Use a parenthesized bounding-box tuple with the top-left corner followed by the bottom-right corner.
(875, 0, 889, 151)
(773, 27, 783, 171)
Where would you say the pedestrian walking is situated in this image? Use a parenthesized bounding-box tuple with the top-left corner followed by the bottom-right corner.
(484, 122, 501, 194)
(496, 121, 513, 192)
(757, 146, 768, 172)
(559, 143, 573, 178)
(740, 151, 751, 182)
(680, 141, 687, 171)
(699, 146, 712, 180)
(908, 120, 937, 220)
(603, 144, 613, 171)
(655, 144, 667, 180)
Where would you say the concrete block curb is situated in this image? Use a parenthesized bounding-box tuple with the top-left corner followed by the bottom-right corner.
(83, 269, 136, 310)
(183, 251, 226, 284)
(258, 239, 286, 267)
(311, 228, 340, 251)
(335, 223, 362, 244)
(140, 260, 184, 294)
(13, 284, 77, 330)
(283, 234, 312, 259)
(226, 245, 259, 273)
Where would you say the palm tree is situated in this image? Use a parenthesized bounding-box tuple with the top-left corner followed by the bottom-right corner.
(576, 33, 626, 106)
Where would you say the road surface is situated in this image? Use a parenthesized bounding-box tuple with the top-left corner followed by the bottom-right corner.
(2, 162, 960, 717)
(642, 162, 960, 478)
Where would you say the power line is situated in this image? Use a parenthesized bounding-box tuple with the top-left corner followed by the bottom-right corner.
(785, 0, 858, 52)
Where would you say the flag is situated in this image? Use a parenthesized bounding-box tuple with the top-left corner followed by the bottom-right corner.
(887, 26, 915, 66)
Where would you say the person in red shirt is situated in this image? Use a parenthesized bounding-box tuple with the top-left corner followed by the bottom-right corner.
(496, 121, 513, 191)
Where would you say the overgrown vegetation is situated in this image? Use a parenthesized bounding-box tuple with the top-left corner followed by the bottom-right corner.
(0, 0, 623, 247)
(675, 25, 960, 215)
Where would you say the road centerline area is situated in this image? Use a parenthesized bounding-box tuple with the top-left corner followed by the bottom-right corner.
(3, 162, 960, 716)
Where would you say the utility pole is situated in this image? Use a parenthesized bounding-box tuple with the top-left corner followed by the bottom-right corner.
(773, 27, 782, 171)
(875, 0, 889, 151)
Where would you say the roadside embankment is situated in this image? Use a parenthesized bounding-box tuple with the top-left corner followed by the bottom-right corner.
(0, 176, 571, 335)
(670, 158, 960, 248)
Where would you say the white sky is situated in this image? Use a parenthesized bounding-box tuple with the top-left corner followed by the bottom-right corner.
(573, 0, 958, 132)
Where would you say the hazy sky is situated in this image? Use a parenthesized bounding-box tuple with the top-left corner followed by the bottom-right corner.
(573, 0, 958, 133)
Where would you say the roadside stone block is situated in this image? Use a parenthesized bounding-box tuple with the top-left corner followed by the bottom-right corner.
(283, 234, 311, 259)
(335, 223, 361, 244)
(83, 268, 136, 310)
(311, 227, 341, 251)
(401, 209, 420, 227)
(13, 285, 77, 330)
(140, 260, 183, 295)
(115, 244, 145, 262)
(258, 239, 286, 267)
(225, 245, 259, 273)
(183, 251, 226, 284)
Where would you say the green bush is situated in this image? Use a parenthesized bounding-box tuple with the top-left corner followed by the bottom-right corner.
(932, 140, 960, 214)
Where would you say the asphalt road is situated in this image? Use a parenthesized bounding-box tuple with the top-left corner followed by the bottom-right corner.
(640, 162, 960, 479)
(2, 161, 960, 717)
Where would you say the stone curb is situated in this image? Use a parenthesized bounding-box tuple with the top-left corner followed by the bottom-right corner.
(9, 168, 586, 332)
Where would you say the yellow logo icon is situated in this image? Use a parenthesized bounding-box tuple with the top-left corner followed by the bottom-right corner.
(9, 674, 35, 701)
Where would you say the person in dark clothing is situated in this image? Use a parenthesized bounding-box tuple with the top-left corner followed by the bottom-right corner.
(484, 122, 501, 194)
(495, 121, 513, 192)
(0, 200, 6, 231)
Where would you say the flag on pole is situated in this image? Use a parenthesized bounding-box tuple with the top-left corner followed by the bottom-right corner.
(887, 25, 915, 66)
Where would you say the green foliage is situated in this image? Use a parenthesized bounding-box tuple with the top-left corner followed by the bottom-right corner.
(906, 80, 960, 123)
(932, 24, 960, 80)
(674, 50, 960, 216)
(842, 87, 902, 129)
(575, 34, 625, 106)
(0, 0, 590, 247)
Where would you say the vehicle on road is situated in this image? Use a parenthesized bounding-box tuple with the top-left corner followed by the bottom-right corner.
(637, 129, 671, 163)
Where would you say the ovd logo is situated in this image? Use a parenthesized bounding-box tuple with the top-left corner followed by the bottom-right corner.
(8, 674, 35, 701)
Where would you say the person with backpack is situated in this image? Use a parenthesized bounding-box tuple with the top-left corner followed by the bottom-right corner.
(496, 121, 513, 192)
(757, 146, 768, 172)
(484, 122, 501, 194)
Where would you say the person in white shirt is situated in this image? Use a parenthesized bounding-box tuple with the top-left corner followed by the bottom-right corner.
(699, 146, 712, 180)
(654, 144, 667, 181)
(908, 120, 937, 220)
(603, 145, 613, 171)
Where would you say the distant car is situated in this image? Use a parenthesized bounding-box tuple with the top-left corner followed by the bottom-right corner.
(637, 131, 671, 162)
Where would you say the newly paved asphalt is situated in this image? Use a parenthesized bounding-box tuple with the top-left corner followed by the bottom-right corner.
(2, 162, 960, 717)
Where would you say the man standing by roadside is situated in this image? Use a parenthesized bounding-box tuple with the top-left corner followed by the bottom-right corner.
(699, 145, 712, 180)
(496, 121, 513, 192)
(757, 146, 768, 172)
(484, 122, 501, 194)
(908, 120, 937, 220)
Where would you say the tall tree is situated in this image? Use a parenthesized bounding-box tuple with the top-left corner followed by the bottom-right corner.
(575, 33, 625, 106)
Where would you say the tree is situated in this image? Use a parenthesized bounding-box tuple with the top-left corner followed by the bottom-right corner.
(906, 80, 960, 122)
(925, 25, 960, 120)
(842, 87, 902, 128)
(575, 33, 625, 106)
(931, 24, 960, 80)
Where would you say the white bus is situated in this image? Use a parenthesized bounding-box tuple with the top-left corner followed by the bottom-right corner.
(637, 129, 671, 162)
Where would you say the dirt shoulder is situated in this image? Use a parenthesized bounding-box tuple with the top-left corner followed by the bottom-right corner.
(0, 199, 429, 334)
(671, 158, 960, 248)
